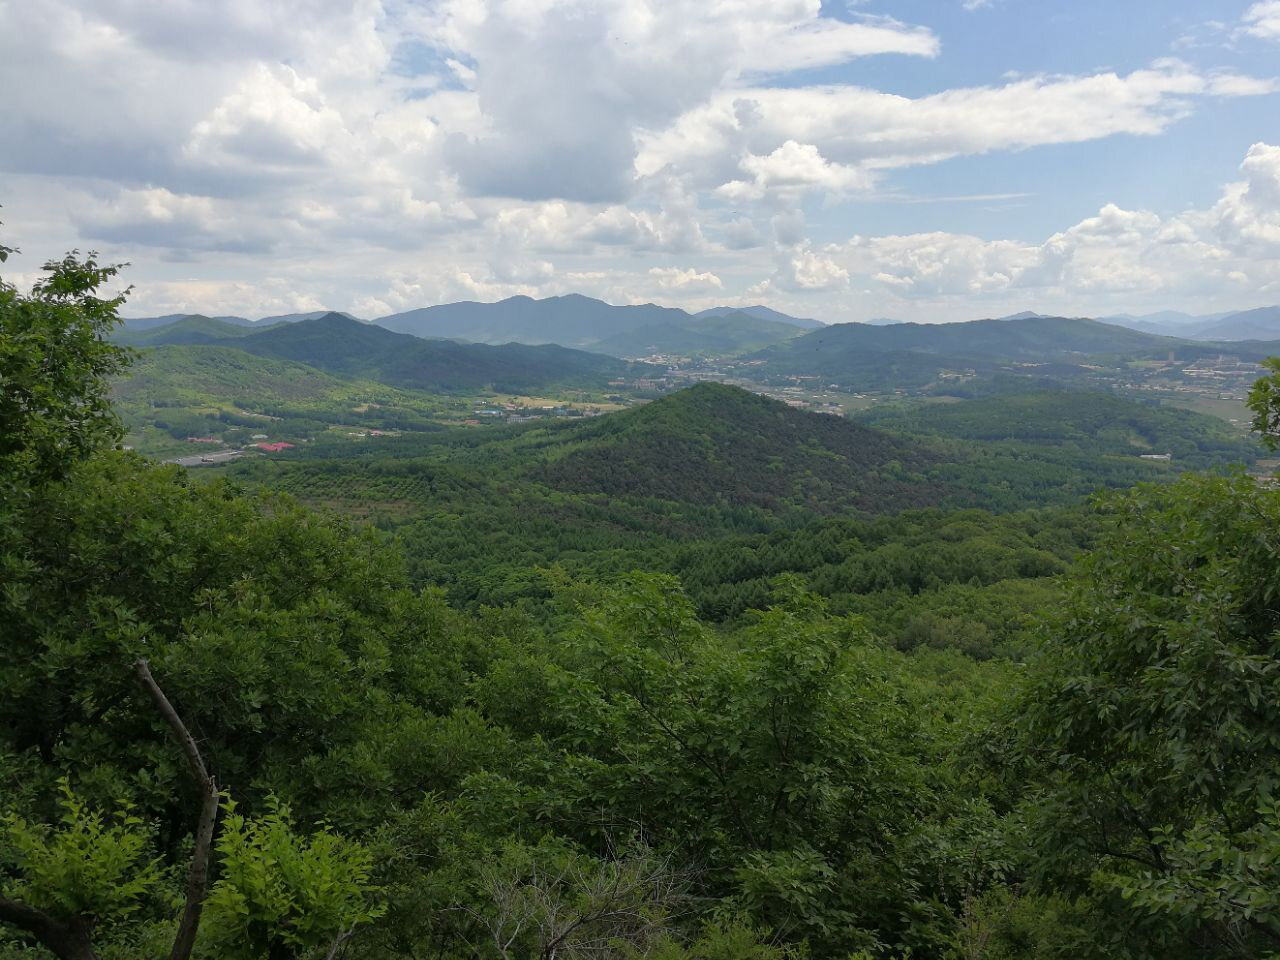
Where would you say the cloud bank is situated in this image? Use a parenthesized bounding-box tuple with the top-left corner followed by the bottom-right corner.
(0, 0, 1275, 322)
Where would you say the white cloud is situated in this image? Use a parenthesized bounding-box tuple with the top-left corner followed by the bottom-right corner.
(648, 266, 723, 291)
(0, 1, 1275, 324)
(828, 142, 1280, 310)
(718, 140, 875, 201)
(1243, 1, 1280, 41)
(426, 0, 938, 202)
(640, 60, 1271, 191)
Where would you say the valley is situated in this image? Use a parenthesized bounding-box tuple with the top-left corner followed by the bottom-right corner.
(7, 2, 1280, 955)
(9, 252, 1280, 960)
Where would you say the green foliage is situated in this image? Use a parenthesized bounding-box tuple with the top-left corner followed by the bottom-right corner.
(111, 344, 453, 454)
(1, 780, 160, 921)
(0, 250, 131, 484)
(124, 311, 635, 393)
(859, 389, 1258, 470)
(202, 797, 382, 959)
(530, 383, 938, 512)
(12, 229, 1280, 959)
(1247, 356, 1280, 449)
(1015, 472, 1280, 956)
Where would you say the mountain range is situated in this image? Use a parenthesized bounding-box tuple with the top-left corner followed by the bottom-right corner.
(119, 312, 640, 393)
(125, 296, 819, 358)
(374, 294, 819, 353)
(742, 314, 1280, 390)
(1098, 305, 1280, 340)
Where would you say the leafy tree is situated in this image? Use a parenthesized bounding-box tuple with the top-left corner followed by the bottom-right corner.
(0, 782, 161, 957)
(1014, 473, 1280, 957)
(201, 798, 382, 960)
(1248, 356, 1280, 449)
(0, 248, 131, 486)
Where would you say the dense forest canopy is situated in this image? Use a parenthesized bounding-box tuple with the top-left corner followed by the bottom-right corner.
(4, 248, 1280, 959)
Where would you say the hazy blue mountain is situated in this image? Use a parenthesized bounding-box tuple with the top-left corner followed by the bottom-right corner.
(375, 294, 690, 347)
(1181, 306, 1280, 341)
(693, 305, 823, 328)
(1099, 309, 1236, 336)
(587, 310, 807, 357)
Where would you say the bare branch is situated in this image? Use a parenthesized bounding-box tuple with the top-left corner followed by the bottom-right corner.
(133, 658, 220, 960)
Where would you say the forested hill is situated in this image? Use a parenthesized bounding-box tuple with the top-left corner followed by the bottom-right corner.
(857, 390, 1261, 469)
(116, 314, 279, 346)
(758, 315, 1181, 361)
(118, 311, 640, 392)
(743, 314, 1280, 389)
(526, 382, 944, 511)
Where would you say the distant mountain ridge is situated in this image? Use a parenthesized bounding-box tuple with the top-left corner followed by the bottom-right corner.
(743, 314, 1280, 391)
(1099, 306, 1280, 340)
(122, 310, 359, 331)
(374, 294, 817, 353)
(117, 315, 277, 346)
(123, 311, 640, 393)
(589, 310, 808, 357)
(693, 305, 823, 328)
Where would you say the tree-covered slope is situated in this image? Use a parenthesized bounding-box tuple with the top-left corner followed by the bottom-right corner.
(116, 314, 277, 346)
(743, 314, 1280, 389)
(858, 389, 1260, 469)
(125, 311, 638, 392)
(120, 312, 252, 331)
(113, 344, 349, 406)
(525, 382, 944, 511)
(760, 315, 1180, 362)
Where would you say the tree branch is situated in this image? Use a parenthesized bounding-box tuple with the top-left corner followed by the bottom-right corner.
(0, 896, 99, 960)
(323, 925, 357, 960)
(133, 658, 220, 960)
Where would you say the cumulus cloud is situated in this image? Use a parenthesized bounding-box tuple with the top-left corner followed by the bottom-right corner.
(426, 0, 938, 203)
(830, 142, 1280, 309)
(718, 140, 875, 201)
(1242, 1, 1280, 41)
(0, 1, 1275, 322)
(639, 59, 1271, 193)
(648, 266, 723, 292)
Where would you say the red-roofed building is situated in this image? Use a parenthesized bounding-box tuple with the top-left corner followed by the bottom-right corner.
(254, 442, 296, 453)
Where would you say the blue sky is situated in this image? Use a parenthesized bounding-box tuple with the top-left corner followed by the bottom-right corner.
(1, 0, 1277, 323)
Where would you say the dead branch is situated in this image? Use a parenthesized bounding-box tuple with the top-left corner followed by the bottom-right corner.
(133, 658, 220, 960)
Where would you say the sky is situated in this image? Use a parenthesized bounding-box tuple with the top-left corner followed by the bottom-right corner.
(1, 0, 1278, 323)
